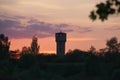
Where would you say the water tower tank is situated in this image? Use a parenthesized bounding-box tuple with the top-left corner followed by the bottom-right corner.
(55, 32, 66, 55)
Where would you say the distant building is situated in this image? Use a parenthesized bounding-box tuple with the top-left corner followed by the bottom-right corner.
(55, 32, 67, 56)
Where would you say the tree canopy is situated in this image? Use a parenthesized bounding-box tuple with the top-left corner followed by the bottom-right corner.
(89, 0, 120, 21)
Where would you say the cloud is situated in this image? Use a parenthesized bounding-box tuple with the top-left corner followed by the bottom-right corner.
(0, 14, 26, 20)
(106, 26, 120, 31)
(0, 0, 18, 5)
(0, 19, 21, 29)
(0, 18, 73, 38)
(78, 26, 93, 33)
(55, 23, 69, 28)
(68, 37, 96, 41)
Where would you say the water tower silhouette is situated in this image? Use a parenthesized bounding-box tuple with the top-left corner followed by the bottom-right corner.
(55, 32, 67, 56)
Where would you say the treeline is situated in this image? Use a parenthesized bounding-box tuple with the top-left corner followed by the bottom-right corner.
(0, 34, 120, 80)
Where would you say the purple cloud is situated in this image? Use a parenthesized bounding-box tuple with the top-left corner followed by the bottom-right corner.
(0, 19, 73, 38)
(0, 14, 26, 20)
(106, 26, 120, 31)
(78, 27, 93, 33)
(55, 23, 69, 28)
(0, 19, 20, 27)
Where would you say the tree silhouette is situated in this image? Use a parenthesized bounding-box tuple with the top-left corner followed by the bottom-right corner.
(0, 34, 10, 59)
(21, 46, 31, 54)
(1, 34, 120, 80)
(106, 37, 120, 53)
(89, 45, 96, 53)
(90, 0, 120, 21)
(31, 35, 40, 54)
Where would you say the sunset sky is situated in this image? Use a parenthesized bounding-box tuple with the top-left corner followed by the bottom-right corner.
(0, 0, 120, 53)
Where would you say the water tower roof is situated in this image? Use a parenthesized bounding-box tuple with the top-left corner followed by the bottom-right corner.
(56, 31, 66, 35)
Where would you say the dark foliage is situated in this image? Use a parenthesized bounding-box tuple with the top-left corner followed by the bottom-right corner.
(0, 34, 120, 80)
(90, 0, 120, 21)
(0, 34, 10, 59)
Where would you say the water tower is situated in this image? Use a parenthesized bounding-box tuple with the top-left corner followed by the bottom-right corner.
(55, 32, 67, 56)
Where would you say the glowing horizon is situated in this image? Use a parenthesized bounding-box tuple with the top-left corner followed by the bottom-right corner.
(10, 36, 106, 53)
